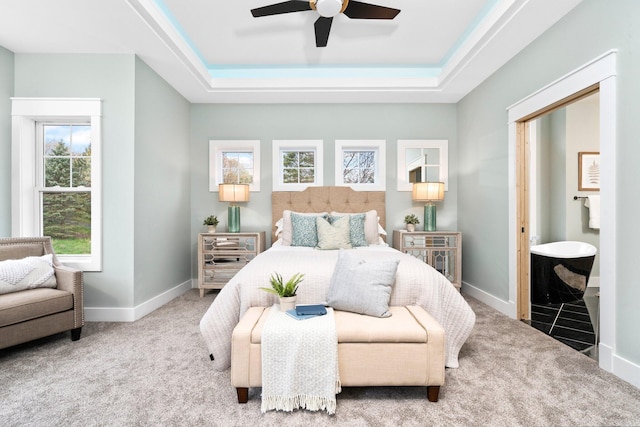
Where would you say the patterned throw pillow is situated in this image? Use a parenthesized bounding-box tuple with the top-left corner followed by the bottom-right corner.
(326, 250, 399, 317)
(0, 254, 57, 295)
(291, 212, 322, 247)
(316, 216, 352, 250)
(328, 213, 367, 247)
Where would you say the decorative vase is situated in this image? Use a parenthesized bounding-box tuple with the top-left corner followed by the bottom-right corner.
(406, 224, 416, 232)
(279, 296, 297, 312)
(207, 225, 216, 233)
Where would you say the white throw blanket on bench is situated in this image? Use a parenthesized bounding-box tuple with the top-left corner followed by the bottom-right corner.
(261, 305, 341, 414)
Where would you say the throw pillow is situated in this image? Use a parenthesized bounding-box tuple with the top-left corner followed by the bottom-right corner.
(326, 250, 399, 317)
(280, 210, 328, 246)
(331, 210, 380, 245)
(316, 216, 352, 250)
(291, 212, 321, 247)
(328, 213, 367, 247)
(0, 254, 57, 295)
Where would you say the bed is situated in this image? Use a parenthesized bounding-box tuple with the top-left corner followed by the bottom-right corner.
(199, 186, 475, 369)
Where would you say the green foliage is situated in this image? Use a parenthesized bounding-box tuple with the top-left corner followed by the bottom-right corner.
(404, 214, 420, 224)
(203, 215, 219, 226)
(260, 272, 304, 297)
(52, 238, 91, 255)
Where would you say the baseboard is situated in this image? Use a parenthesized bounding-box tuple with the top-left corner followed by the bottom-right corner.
(612, 352, 640, 390)
(85, 279, 192, 322)
(462, 281, 516, 318)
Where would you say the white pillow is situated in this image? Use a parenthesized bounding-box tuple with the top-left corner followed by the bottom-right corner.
(280, 210, 328, 246)
(0, 254, 57, 295)
(316, 216, 352, 250)
(331, 210, 380, 245)
(326, 250, 399, 317)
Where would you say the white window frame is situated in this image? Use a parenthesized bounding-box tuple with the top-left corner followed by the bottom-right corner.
(335, 140, 386, 191)
(11, 97, 102, 271)
(397, 139, 449, 191)
(272, 140, 323, 191)
(209, 140, 260, 192)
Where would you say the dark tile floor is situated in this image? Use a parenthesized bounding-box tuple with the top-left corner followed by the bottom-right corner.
(530, 300, 596, 354)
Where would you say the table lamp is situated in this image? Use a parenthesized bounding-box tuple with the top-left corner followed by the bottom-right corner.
(218, 184, 250, 233)
(412, 182, 445, 231)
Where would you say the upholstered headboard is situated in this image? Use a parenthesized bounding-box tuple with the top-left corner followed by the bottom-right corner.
(271, 186, 386, 244)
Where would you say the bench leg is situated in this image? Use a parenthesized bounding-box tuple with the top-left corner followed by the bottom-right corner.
(236, 387, 248, 403)
(427, 386, 440, 402)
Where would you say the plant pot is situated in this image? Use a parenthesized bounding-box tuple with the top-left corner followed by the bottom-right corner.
(279, 296, 297, 312)
(207, 225, 217, 233)
(406, 224, 416, 232)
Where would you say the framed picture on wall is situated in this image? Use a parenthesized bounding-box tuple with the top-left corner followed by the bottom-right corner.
(578, 151, 600, 191)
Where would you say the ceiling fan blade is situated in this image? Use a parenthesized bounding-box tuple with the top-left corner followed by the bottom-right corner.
(251, 1, 312, 17)
(343, 1, 400, 19)
(314, 16, 333, 47)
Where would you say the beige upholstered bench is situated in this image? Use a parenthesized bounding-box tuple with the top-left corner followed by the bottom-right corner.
(231, 305, 445, 403)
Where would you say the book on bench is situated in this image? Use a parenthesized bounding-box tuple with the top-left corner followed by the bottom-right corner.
(295, 304, 327, 316)
(285, 304, 327, 320)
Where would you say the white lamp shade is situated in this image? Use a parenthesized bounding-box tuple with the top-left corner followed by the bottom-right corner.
(218, 184, 250, 202)
(412, 182, 445, 202)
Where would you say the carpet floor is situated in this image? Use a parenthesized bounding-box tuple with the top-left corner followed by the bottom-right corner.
(1, 289, 639, 426)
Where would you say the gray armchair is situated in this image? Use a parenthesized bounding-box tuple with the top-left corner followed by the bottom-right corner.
(0, 237, 84, 349)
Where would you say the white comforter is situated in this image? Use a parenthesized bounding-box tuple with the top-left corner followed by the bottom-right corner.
(199, 245, 475, 369)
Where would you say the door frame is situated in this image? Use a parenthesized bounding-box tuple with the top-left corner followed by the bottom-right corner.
(507, 50, 617, 372)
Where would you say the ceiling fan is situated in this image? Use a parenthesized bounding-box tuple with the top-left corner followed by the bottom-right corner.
(250, 0, 400, 47)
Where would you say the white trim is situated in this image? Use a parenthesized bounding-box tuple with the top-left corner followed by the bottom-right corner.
(507, 51, 617, 376)
(84, 279, 192, 322)
(335, 140, 386, 191)
(208, 140, 261, 192)
(462, 281, 516, 318)
(272, 140, 324, 191)
(397, 140, 449, 191)
(11, 98, 102, 271)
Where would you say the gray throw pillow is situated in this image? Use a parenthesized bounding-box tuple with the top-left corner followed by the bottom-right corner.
(326, 250, 399, 317)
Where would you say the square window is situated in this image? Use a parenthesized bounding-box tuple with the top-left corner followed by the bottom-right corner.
(273, 140, 323, 191)
(209, 140, 260, 192)
(335, 140, 386, 191)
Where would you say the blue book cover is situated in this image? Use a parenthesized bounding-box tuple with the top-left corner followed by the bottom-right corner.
(286, 309, 322, 320)
(295, 304, 327, 316)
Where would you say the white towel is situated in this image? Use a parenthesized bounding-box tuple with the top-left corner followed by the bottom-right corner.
(584, 195, 600, 230)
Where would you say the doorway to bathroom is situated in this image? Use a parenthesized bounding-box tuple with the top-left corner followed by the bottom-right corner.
(508, 50, 617, 371)
(526, 92, 601, 359)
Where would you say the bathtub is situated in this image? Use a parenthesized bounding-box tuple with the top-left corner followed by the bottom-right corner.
(530, 241, 597, 304)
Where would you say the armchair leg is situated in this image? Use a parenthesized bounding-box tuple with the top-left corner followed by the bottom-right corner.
(427, 386, 440, 402)
(236, 387, 248, 403)
(71, 327, 82, 341)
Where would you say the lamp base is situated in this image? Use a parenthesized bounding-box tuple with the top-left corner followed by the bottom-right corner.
(424, 204, 436, 231)
(228, 205, 240, 233)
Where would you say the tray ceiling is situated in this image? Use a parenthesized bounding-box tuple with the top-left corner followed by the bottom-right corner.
(0, 0, 582, 103)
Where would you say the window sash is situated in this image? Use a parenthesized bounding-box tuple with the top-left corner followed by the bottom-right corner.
(335, 140, 386, 191)
(272, 140, 323, 191)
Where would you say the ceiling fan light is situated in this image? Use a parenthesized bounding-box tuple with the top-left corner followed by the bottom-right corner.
(315, 0, 342, 17)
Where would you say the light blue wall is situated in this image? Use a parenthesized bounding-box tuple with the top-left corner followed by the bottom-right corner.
(14, 54, 137, 307)
(189, 103, 458, 276)
(457, 0, 640, 365)
(133, 57, 191, 305)
(0, 46, 13, 237)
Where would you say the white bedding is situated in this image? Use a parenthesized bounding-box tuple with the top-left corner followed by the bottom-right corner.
(199, 245, 475, 369)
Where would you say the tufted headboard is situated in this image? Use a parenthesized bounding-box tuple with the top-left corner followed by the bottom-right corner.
(271, 186, 386, 244)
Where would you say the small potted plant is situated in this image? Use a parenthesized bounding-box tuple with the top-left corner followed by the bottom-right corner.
(404, 214, 420, 232)
(260, 272, 305, 311)
(203, 215, 219, 233)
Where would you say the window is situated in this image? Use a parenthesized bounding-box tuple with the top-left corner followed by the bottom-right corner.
(335, 140, 386, 191)
(11, 98, 102, 271)
(209, 140, 260, 192)
(272, 140, 323, 191)
(397, 140, 448, 191)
